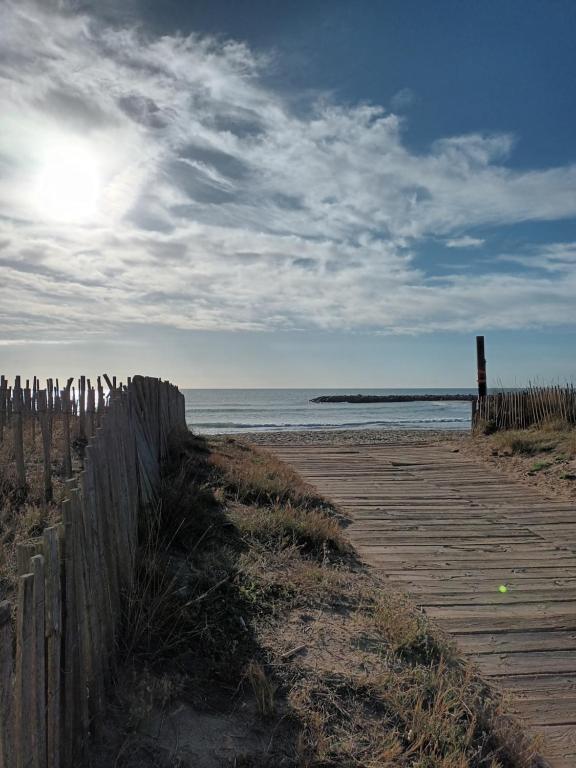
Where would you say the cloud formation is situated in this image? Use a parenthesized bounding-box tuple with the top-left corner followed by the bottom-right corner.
(445, 236, 485, 249)
(1, 0, 576, 343)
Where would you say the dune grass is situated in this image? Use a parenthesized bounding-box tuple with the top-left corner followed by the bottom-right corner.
(490, 421, 576, 458)
(470, 422, 576, 497)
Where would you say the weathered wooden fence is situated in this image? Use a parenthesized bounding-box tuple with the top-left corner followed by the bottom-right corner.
(473, 385, 576, 431)
(0, 375, 186, 768)
(0, 374, 129, 500)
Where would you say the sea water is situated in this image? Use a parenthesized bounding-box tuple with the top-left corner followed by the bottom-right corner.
(182, 388, 474, 435)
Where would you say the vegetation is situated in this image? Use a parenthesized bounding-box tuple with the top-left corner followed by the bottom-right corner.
(467, 421, 576, 499)
(94, 431, 540, 768)
(490, 422, 576, 458)
(0, 468, 60, 602)
(0, 417, 82, 601)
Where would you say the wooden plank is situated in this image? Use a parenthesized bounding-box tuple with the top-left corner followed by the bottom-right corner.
(43, 528, 61, 768)
(495, 674, 576, 695)
(15, 573, 34, 768)
(468, 650, 576, 676)
(539, 725, 576, 767)
(454, 630, 576, 654)
(510, 696, 576, 727)
(61, 499, 79, 767)
(37, 391, 52, 502)
(0, 601, 13, 768)
(418, 590, 576, 606)
(12, 379, 25, 490)
(425, 600, 576, 620)
(31, 554, 46, 768)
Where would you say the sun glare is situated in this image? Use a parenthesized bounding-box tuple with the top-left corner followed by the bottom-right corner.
(34, 142, 101, 222)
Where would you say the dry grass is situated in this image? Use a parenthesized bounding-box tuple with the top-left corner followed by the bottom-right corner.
(209, 437, 326, 509)
(461, 423, 576, 503)
(490, 426, 574, 457)
(0, 414, 84, 505)
(231, 501, 350, 559)
(291, 663, 539, 768)
(0, 484, 60, 601)
(97, 431, 540, 768)
(0, 414, 86, 600)
(245, 660, 276, 717)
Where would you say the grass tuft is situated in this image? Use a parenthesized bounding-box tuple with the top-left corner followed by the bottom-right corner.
(232, 501, 350, 559)
(372, 595, 455, 664)
(492, 430, 558, 456)
(245, 660, 276, 717)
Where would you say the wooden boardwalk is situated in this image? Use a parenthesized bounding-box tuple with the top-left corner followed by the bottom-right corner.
(265, 440, 576, 768)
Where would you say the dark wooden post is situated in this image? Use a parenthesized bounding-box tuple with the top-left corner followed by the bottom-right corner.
(13, 377, 26, 491)
(79, 376, 86, 440)
(0, 376, 6, 445)
(61, 385, 72, 479)
(38, 390, 53, 503)
(476, 335, 487, 398)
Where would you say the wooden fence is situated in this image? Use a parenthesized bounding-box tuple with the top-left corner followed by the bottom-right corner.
(473, 385, 576, 431)
(0, 375, 186, 768)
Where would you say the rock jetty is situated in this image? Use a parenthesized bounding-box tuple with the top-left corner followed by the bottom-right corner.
(310, 394, 475, 403)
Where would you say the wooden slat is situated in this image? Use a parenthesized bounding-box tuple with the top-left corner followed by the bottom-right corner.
(15, 573, 34, 768)
(0, 601, 13, 768)
(266, 440, 576, 768)
(43, 527, 61, 768)
(31, 554, 46, 768)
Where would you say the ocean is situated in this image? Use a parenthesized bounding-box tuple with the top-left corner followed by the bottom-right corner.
(183, 388, 475, 435)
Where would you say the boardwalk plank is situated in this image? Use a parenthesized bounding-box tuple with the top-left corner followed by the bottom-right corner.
(264, 440, 576, 768)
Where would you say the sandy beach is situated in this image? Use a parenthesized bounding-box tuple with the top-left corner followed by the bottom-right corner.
(236, 427, 467, 447)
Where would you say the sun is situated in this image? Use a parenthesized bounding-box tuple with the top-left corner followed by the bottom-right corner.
(34, 141, 101, 223)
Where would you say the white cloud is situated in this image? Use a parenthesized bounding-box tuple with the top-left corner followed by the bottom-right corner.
(445, 236, 485, 248)
(498, 242, 576, 272)
(1, 1, 576, 343)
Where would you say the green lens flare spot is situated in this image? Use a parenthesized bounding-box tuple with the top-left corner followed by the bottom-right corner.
(498, 585, 508, 593)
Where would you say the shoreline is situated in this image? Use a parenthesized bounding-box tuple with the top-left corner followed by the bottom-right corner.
(221, 427, 468, 446)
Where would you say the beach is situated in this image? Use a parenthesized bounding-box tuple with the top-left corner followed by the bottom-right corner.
(236, 426, 467, 447)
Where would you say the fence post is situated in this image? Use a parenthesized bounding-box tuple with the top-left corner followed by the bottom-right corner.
(78, 376, 86, 441)
(0, 375, 6, 445)
(0, 601, 13, 768)
(24, 381, 31, 416)
(86, 385, 95, 439)
(32, 377, 37, 445)
(38, 391, 53, 503)
(31, 554, 47, 768)
(43, 527, 61, 768)
(15, 573, 35, 768)
(62, 387, 72, 478)
(476, 335, 487, 398)
(13, 377, 26, 491)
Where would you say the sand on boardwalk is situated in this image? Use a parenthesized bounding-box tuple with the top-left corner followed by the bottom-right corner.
(231, 427, 467, 447)
(228, 427, 576, 505)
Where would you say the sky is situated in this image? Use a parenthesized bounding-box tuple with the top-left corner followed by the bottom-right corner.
(1, 0, 576, 387)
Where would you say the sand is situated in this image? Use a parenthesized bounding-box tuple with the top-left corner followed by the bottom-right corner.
(234, 427, 467, 447)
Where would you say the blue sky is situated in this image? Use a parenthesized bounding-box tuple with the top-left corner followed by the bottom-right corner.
(1, 0, 575, 386)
